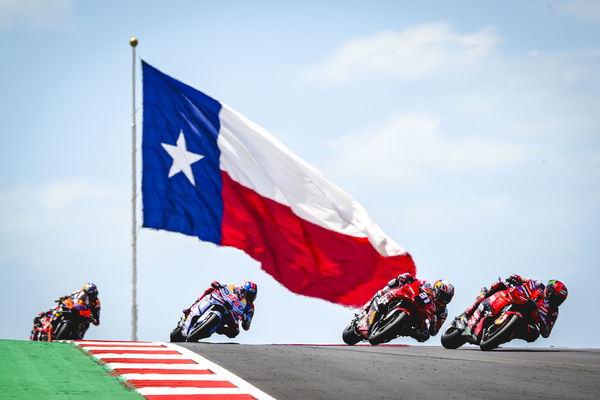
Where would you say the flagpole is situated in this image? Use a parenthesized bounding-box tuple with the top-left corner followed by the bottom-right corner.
(129, 37, 138, 341)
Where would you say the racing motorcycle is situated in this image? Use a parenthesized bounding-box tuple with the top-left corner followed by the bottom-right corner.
(442, 285, 542, 351)
(342, 280, 438, 345)
(30, 299, 94, 341)
(170, 286, 245, 342)
(30, 310, 55, 341)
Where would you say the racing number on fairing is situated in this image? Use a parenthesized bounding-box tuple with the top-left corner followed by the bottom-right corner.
(414, 291, 432, 308)
(227, 293, 240, 307)
(419, 292, 431, 304)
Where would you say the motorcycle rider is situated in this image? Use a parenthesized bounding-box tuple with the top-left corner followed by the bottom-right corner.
(30, 309, 54, 341)
(463, 274, 526, 318)
(464, 279, 567, 342)
(529, 280, 568, 340)
(363, 273, 454, 342)
(58, 283, 101, 338)
(32, 283, 101, 340)
(183, 280, 257, 338)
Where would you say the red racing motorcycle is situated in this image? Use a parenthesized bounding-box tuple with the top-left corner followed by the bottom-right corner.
(342, 280, 438, 345)
(442, 285, 543, 351)
(30, 310, 55, 341)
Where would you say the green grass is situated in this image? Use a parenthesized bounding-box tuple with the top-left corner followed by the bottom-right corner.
(0, 340, 142, 399)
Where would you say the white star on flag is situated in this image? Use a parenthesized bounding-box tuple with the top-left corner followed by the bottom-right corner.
(161, 131, 204, 186)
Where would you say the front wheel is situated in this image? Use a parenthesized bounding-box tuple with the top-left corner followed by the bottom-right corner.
(342, 321, 362, 345)
(170, 327, 185, 342)
(186, 314, 221, 342)
(480, 314, 520, 351)
(368, 310, 409, 345)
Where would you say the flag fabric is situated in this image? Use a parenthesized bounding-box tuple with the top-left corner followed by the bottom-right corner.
(141, 61, 416, 307)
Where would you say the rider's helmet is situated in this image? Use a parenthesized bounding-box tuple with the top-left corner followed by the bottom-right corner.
(506, 274, 524, 287)
(432, 280, 454, 306)
(239, 281, 258, 303)
(83, 283, 98, 299)
(544, 280, 568, 307)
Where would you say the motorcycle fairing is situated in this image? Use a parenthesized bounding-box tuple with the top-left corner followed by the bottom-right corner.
(180, 286, 247, 337)
(494, 310, 523, 326)
(182, 297, 222, 336)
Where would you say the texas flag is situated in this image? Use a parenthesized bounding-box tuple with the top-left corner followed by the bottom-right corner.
(141, 61, 416, 307)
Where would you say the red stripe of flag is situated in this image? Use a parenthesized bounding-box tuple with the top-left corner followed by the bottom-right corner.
(220, 171, 416, 307)
(129, 380, 236, 388)
(102, 358, 197, 364)
(115, 368, 214, 375)
(88, 349, 181, 355)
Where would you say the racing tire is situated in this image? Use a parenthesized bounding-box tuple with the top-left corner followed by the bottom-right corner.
(368, 310, 409, 345)
(53, 320, 73, 340)
(480, 314, 520, 351)
(342, 322, 362, 345)
(441, 325, 467, 349)
(170, 327, 185, 342)
(186, 314, 221, 342)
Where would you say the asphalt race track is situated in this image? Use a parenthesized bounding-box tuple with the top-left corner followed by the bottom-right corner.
(180, 343, 600, 400)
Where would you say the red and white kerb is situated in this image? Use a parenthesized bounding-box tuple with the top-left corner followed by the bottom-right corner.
(76, 340, 276, 400)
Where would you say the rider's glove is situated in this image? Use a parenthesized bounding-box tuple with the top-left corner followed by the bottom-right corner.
(211, 281, 222, 289)
(182, 308, 191, 316)
(506, 274, 524, 287)
(397, 272, 415, 285)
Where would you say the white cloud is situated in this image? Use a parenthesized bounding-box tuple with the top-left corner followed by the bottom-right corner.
(559, 0, 600, 23)
(0, 178, 127, 236)
(328, 113, 530, 185)
(302, 22, 501, 85)
(39, 179, 116, 209)
(394, 195, 513, 234)
(0, 0, 74, 30)
(0, 178, 120, 213)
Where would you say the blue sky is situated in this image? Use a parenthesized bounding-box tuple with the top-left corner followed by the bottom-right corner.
(1, 0, 598, 347)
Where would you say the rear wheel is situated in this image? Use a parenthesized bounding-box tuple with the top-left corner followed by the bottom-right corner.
(342, 321, 362, 345)
(368, 310, 409, 345)
(170, 327, 185, 342)
(480, 314, 520, 351)
(186, 314, 221, 342)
